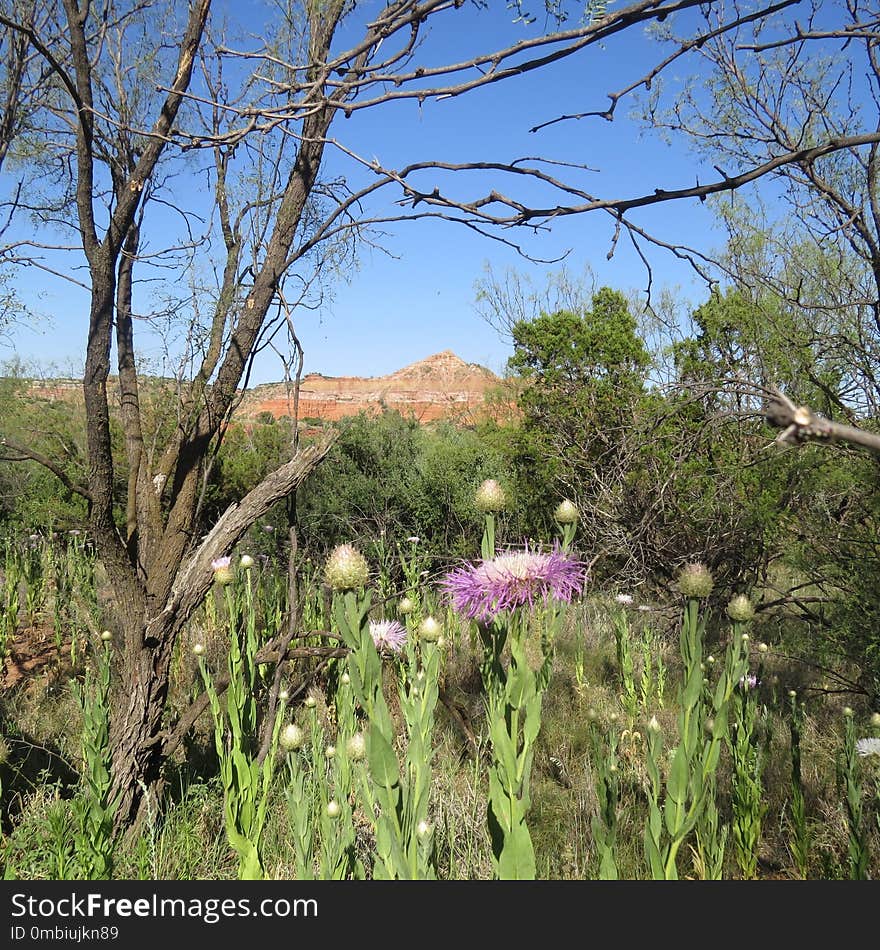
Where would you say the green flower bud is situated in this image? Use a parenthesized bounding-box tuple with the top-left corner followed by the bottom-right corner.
(475, 478, 507, 512)
(676, 562, 714, 599)
(279, 723, 304, 752)
(871, 712, 880, 729)
(326, 800, 341, 818)
(418, 616, 442, 642)
(398, 596, 415, 616)
(192, 643, 205, 657)
(647, 715, 661, 733)
(554, 499, 578, 525)
(100, 630, 113, 643)
(843, 707, 853, 718)
(726, 594, 755, 624)
(239, 554, 254, 570)
(324, 544, 369, 591)
(346, 732, 366, 761)
(211, 556, 234, 586)
(325, 744, 336, 759)
(304, 695, 317, 709)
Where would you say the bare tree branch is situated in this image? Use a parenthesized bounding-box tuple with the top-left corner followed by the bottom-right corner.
(764, 387, 880, 454)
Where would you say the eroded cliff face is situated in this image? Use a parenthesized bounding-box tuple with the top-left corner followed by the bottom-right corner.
(20, 351, 510, 425)
(236, 350, 504, 423)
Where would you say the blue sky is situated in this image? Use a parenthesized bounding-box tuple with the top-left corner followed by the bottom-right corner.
(2, 2, 728, 385)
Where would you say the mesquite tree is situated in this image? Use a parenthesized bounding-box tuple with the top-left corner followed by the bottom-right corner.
(2, 0, 878, 829)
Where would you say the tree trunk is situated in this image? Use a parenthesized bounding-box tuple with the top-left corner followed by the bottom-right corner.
(109, 613, 176, 830)
(106, 435, 336, 830)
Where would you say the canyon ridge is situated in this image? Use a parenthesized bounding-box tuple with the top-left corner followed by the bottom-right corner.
(235, 350, 506, 424)
(20, 350, 510, 426)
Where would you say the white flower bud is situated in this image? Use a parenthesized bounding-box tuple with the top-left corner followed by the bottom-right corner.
(324, 544, 369, 591)
(726, 594, 755, 624)
(279, 723, 304, 752)
(676, 562, 714, 599)
(475, 478, 507, 512)
(554, 499, 578, 525)
(418, 616, 442, 642)
(346, 732, 366, 761)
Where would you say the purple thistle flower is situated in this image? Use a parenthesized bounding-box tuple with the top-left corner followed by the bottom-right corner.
(370, 619, 408, 654)
(441, 545, 586, 622)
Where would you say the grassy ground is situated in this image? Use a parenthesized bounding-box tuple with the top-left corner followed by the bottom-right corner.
(1, 570, 877, 881)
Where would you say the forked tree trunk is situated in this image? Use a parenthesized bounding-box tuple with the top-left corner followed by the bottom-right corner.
(105, 437, 335, 830)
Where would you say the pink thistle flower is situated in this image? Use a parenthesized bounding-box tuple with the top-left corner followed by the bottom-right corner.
(441, 545, 586, 622)
(370, 619, 408, 653)
(211, 555, 234, 585)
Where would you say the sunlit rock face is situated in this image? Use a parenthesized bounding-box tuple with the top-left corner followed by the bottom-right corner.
(237, 350, 507, 424)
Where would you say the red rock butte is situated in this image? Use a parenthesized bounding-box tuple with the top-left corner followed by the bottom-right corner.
(19, 351, 515, 426)
(236, 350, 507, 424)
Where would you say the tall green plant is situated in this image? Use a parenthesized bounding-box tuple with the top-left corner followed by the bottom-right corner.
(442, 495, 584, 879)
(588, 717, 620, 879)
(642, 567, 749, 879)
(197, 559, 282, 880)
(840, 707, 869, 880)
(728, 668, 767, 879)
(786, 689, 810, 878)
(325, 542, 441, 879)
(71, 632, 117, 879)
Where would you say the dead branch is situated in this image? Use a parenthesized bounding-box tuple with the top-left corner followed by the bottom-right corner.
(764, 388, 880, 455)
